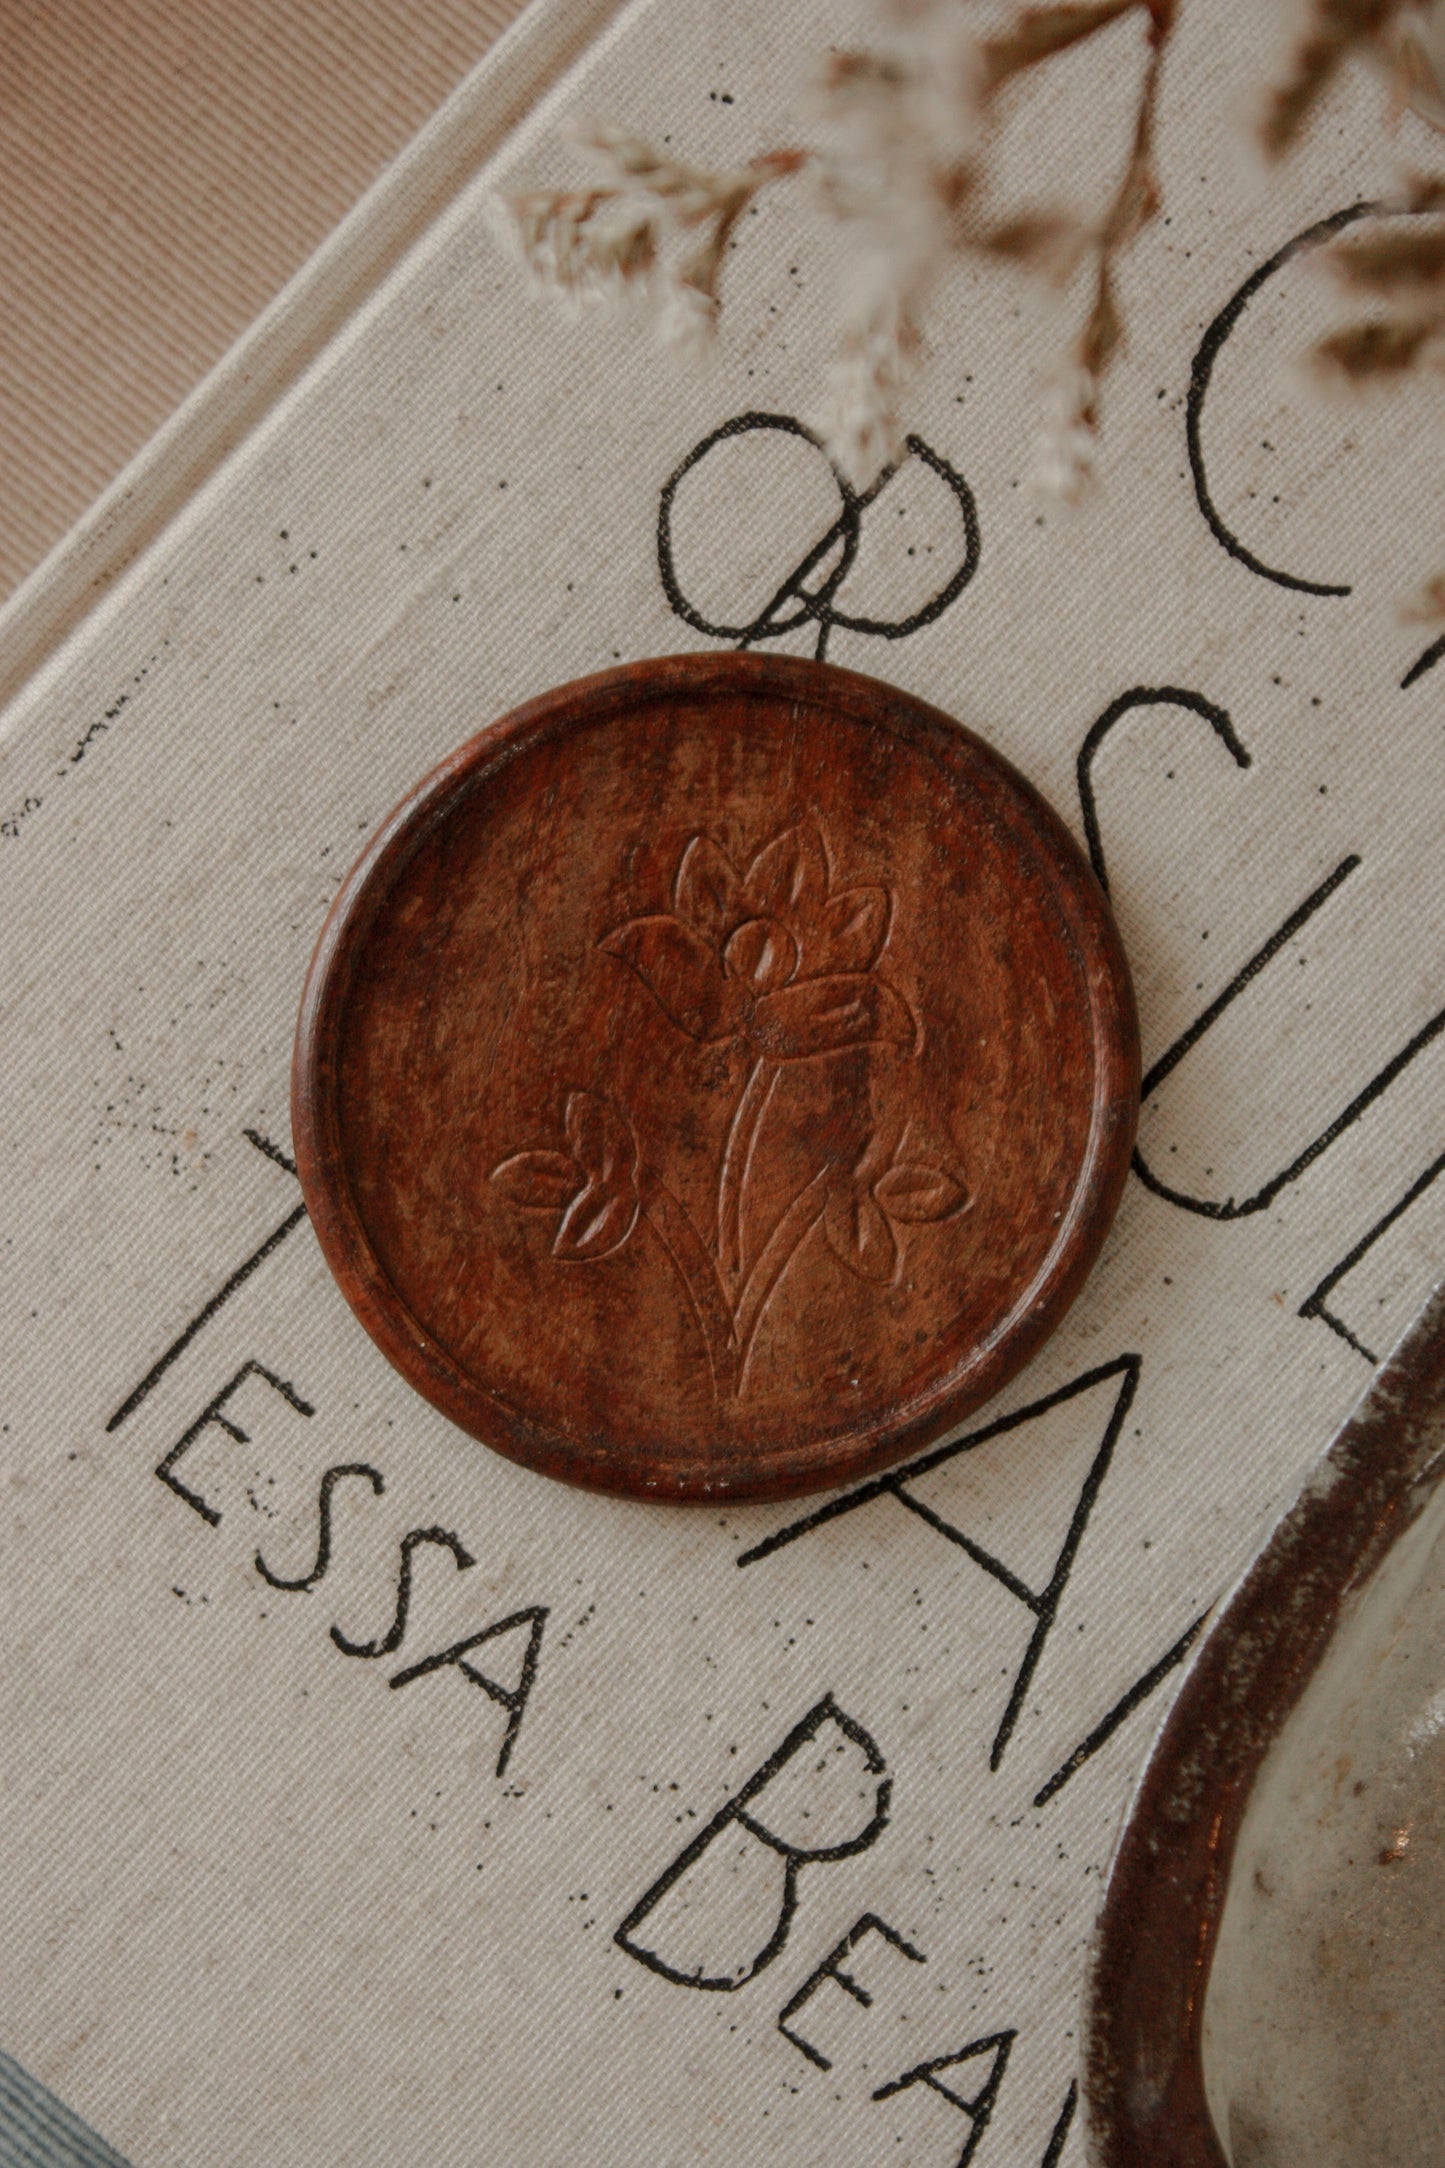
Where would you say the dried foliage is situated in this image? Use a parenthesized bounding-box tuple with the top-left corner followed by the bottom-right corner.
(502, 0, 1175, 491)
(1404, 568, 1445, 615)
(1264, 10, 1445, 379)
(1260, 0, 1411, 156)
(505, 128, 805, 354)
(1263, 4, 1445, 612)
(1306, 174, 1445, 382)
(808, 0, 1176, 494)
(502, 0, 1445, 557)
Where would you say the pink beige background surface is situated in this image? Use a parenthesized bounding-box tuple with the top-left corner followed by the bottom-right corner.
(1, 0, 528, 600)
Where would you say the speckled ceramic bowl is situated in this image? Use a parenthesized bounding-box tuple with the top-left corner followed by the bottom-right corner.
(1082, 1279, 1445, 2166)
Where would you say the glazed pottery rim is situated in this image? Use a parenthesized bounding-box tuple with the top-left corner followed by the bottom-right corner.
(1080, 1276, 1445, 2167)
(291, 651, 1140, 1503)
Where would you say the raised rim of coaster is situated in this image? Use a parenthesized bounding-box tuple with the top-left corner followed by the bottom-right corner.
(292, 652, 1139, 1503)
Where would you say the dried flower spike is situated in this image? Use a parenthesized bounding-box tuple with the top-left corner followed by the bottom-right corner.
(496, 0, 1176, 494)
(501, 128, 805, 344)
(1033, 366, 1102, 503)
(814, 297, 921, 487)
(1404, 568, 1445, 619)
(813, 0, 1175, 486)
(1258, 3, 1445, 616)
(1261, 0, 1412, 158)
(499, 0, 1445, 546)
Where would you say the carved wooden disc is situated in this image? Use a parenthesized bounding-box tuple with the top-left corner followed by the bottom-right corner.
(293, 654, 1138, 1502)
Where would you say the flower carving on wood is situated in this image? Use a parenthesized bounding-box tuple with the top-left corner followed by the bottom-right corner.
(598, 821, 919, 1060)
(491, 1089, 640, 1261)
(489, 817, 967, 1401)
(824, 1124, 971, 1288)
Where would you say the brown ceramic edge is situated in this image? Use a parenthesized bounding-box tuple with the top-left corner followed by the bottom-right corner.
(292, 651, 1140, 1504)
(1080, 1276, 1445, 2167)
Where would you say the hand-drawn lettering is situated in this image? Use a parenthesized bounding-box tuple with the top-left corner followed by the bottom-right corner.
(1135, 886, 1445, 1222)
(741, 1358, 1138, 1770)
(658, 412, 980, 662)
(1032, 1613, 1207, 1809)
(1076, 687, 1250, 898)
(329, 1525, 474, 1660)
(872, 2030, 1015, 2168)
(135, 1242, 547, 1786)
(254, 1461, 385, 1590)
(154, 1359, 314, 1526)
(390, 1605, 547, 1778)
(1299, 1145, 1445, 1364)
(777, 1913, 925, 2071)
(615, 1695, 889, 1990)
(1186, 200, 1445, 687)
(1041, 2082, 1079, 2168)
(108, 1128, 305, 1434)
(1187, 202, 1373, 599)
(1080, 689, 1445, 1225)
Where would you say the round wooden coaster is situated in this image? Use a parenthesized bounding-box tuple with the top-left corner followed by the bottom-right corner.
(293, 653, 1138, 1502)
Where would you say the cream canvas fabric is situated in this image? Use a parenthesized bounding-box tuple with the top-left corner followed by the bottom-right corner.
(2, 3, 1443, 2162)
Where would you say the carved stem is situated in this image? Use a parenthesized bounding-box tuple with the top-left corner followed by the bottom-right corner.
(716, 1057, 776, 1291)
(733, 1167, 831, 1392)
(639, 1168, 740, 1399)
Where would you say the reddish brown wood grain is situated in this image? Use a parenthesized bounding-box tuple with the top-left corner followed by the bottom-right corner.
(292, 652, 1138, 1501)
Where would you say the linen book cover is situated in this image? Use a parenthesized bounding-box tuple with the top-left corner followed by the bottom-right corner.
(2, 1, 1442, 2160)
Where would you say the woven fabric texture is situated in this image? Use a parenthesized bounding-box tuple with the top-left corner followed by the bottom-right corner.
(1, 2, 1441, 2162)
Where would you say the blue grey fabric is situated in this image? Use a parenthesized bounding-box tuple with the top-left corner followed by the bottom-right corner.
(0, 2053, 131, 2168)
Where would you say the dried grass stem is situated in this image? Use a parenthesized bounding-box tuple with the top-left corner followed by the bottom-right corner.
(499, 0, 1445, 556)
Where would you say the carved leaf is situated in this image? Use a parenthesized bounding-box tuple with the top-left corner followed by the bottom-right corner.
(741, 821, 829, 926)
(673, 834, 741, 946)
(554, 1177, 639, 1262)
(867, 977, 918, 1051)
(817, 885, 890, 974)
(723, 915, 798, 994)
(565, 1089, 637, 1188)
(749, 973, 918, 1061)
(875, 1162, 969, 1223)
(600, 915, 743, 1041)
(490, 1150, 579, 1210)
(825, 1182, 899, 1284)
